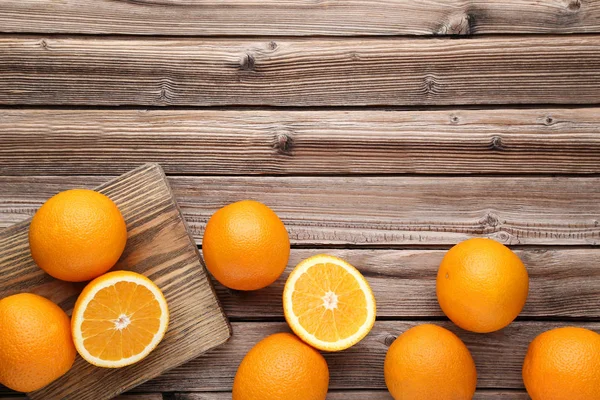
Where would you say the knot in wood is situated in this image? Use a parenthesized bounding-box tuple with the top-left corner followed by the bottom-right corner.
(384, 334, 397, 347)
(437, 13, 473, 35)
(240, 53, 256, 71)
(490, 135, 504, 151)
(273, 131, 295, 156)
(38, 39, 49, 50)
(268, 41, 278, 50)
(483, 212, 500, 228)
(423, 75, 438, 95)
(496, 231, 512, 243)
(545, 116, 554, 125)
(450, 115, 460, 124)
(568, 0, 581, 11)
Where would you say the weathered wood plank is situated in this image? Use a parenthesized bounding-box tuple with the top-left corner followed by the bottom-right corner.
(0, 394, 163, 400)
(1, 176, 599, 245)
(212, 249, 600, 319)
(135, 321, 600, 391)
(2, 36, 600, 106)
(0, 0, 597, 36)
(0, 164, 231, 400)
(3, 108, 600, 176)
(172, 390, 529, 399)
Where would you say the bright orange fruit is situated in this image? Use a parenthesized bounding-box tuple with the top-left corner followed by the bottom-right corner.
(71, 270, 169, 368)
(437, 238, 529, 333)
(283, 254, 376, 351)
(29, 189, 127, 282)
(202, 200, 290, 291)
(523, 327, 600, 400)
(385, 324, 477, 400)
(233, 332, 329, 400)
(0, 293, 76, 392)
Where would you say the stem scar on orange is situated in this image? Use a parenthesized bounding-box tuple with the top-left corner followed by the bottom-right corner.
(202, 200, 290, 291)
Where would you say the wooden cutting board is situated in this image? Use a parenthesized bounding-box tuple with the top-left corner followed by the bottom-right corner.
(0, 163, 231, 400)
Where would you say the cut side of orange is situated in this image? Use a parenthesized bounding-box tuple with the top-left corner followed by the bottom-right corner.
(72, 271, 169, 368)
(283, 254, 376, 352)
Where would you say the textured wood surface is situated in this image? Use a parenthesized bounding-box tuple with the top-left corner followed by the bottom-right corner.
(173, 390, 529, 399)
(2, 0, 600, 397)
(0, 164, 231, 400)
(2, 395, 162, 400)
(133, 321, 600, 391)
(0, 0, 597, 36)
(2, 175, 599, 246)
(211, 249, 600, 319)
(3, 108, 600, 176)
(3, 36, 600, 106)
(2, 390, 529, 399)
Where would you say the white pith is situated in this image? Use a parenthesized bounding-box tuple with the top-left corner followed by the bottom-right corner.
(72, 274, 169, 368)
(322, 291, 339, 310)
(283, 255, 376, 351)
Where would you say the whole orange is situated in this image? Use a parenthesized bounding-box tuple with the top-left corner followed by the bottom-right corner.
(29, 189, 127, 282)
(0, 293, 76, 392)
(523, 327, 600, 400)
(232, 332, 329, 400)
(202, 200, 290, 291)
(436, 238, 529, 333)
(384, 324, 477, 400)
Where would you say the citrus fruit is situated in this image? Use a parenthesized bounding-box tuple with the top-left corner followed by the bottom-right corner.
(202, 200, 290, 291)
(436, 238, 529, 333)
(523, 327, 600, 400)
(283, 254, 376, 352)
(0, 293, 76, 392)
(29, 189, 127, 282)
(232, 332, 329, 400)
(384, 324, 477, 400)
(71, 270, 169, 368)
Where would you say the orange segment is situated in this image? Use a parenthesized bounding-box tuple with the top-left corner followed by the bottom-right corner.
(283, 255, 376, 351)
(72, 271, 169, 368)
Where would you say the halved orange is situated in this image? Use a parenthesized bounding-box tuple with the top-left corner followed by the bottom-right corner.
(72, 271, 169, 368)
(283, 254, 376, 351)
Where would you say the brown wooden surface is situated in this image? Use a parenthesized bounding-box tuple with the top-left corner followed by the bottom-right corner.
(127, 321, 600, 391)
(3, 108, 600, 176)
(1, 0, 598, 36)
(2, 390, 530, 399)
(2, 1, 600, 399)
(2, 175, 599, 246)
(3, 36, 600, 106)
(174, 391, 528, 400)
(211, 249, 600, 319)
(0, 164, 231, 400)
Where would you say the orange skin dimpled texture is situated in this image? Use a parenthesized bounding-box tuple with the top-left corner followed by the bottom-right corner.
(202, 200, 290, 291)
(384, 324, 477, 400)
(233, 332, 329, 400)
(28, 189, 127, 282)
(436, 238, 529, 333)
(0, 293, 76, 392)
(523, 327, 600, 400)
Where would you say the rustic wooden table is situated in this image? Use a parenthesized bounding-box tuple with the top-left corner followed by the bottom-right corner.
(2, 1, 600, 399)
